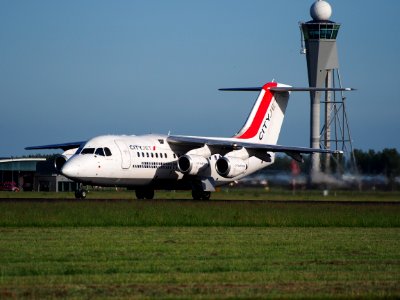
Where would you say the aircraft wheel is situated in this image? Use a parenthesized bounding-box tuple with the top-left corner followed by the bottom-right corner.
(192, 190, 210, 200)
(144, 189, 154, 200)
(192, 190, 201, 200)
(135, 190, 145, 200)
(136, 189, 154, 200)
(201, 191, 211, 200)
(75, 189, 87, 199)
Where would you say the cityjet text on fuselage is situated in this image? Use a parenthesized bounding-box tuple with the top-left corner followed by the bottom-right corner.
(129, 145, 154, 151)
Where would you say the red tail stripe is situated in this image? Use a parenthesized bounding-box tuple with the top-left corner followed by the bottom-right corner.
(235, 82, 277, 139)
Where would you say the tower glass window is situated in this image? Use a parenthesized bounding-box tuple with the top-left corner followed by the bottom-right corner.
(302, 23, 340, 40)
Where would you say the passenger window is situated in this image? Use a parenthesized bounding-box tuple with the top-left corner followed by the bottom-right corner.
(104, 147, 112, 156)
(142, 152, 145, 157)
(160, 153, 163, 158)
(155, 153, 158, 158)
(137, 152, 140, 157)
(151, 153, 154, 158)
(146, 153, 149, 158)
(81, 148, 95, 155)
(165, 153, 168, 158)
(95, 148, 105, 156)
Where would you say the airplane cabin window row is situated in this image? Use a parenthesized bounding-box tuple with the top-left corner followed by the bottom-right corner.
(132, 161, 178, 170)
(136, 152, 170, 159)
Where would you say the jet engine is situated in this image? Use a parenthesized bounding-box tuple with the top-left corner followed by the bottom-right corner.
(178, 154, 209, 175)
(216, 156, 247, 178)
(53, 148, 79, 173)
(54, 155, 67, 173)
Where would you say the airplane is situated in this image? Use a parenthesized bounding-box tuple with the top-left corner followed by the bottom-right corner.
(26, 81, 352, 200)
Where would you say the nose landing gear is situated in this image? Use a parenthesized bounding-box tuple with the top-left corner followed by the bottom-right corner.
(135, 188, 155, 200)
(75, 185, 88, 199)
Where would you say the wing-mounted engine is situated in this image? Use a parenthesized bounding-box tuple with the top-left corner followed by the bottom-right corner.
(215, 148, 249, 178)
(54, 148, 79, 173)
(215, 156, 248, 178)
(177, 145, 212, 176)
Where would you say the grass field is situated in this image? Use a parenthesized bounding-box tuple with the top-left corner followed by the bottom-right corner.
(1, 227, 399, 299)
(0, 200, 399, 228)
(0, 189, 399, 299)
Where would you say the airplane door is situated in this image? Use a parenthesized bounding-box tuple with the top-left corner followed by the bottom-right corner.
(114, 140, 131, 169)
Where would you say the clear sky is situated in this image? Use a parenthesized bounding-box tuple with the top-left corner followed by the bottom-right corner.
(1, 0, 399, 157)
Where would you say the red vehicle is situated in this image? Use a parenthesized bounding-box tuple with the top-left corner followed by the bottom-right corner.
(0, 182, 20, 192)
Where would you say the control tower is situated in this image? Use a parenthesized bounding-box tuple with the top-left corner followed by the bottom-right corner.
(300, 0, 349, 181)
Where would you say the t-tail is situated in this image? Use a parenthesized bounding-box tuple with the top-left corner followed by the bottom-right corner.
(221, 82, 291, 145)
(219, 82, 356, 145)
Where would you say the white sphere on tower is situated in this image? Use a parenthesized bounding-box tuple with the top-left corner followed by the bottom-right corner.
(310, 0, 332, 21)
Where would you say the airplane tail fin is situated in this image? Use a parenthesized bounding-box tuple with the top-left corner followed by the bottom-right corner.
(219, 82, 355, 145)
(221, 82, 290, 145)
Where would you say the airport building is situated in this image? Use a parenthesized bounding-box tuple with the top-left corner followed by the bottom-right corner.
(0, 158, 78, 192)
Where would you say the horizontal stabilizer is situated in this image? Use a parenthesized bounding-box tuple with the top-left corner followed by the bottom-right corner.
(219, 87, 355, 92)
(219, 87, 263, 92)
(270, 87, 356, 92)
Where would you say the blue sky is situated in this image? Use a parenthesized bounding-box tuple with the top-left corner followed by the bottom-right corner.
(1, 0, 399, 156)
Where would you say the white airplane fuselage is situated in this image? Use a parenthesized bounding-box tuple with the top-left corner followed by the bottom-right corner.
(61, 133, 274, 189)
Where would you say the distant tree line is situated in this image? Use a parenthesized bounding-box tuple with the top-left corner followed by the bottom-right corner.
(353, 148, 400, 178)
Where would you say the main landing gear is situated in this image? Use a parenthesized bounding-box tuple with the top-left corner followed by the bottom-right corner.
(135, 188, 155, 200)
(192, 190, 211, 200)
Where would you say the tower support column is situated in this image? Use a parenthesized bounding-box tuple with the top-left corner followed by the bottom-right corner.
(300, 0, 340, 184)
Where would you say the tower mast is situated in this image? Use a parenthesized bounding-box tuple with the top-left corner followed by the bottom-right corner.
(300, 0, 347, 183)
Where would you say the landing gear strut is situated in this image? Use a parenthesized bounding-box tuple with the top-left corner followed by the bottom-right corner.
(75, 188, 88, 199)
(135, 189, 155, 200)
(192, 190, 211, 200)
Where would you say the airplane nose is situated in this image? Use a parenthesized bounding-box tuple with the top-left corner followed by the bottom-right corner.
(61, 161, 79, 178)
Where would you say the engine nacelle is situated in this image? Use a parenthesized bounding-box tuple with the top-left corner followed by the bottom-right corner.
(54, 155, 68, 173)
(216, 156, 247, 178)
(53, 148, 78, 173)
(178, 154, 209, 175)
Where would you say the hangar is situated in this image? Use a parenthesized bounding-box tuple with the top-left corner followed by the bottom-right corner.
(0, 158, 78, 192)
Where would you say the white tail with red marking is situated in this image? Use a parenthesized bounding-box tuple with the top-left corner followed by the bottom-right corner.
(234, 82, 290, 145)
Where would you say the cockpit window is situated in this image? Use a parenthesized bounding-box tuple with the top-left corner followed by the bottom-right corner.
(75, 145, 84, 154)
(95, 148, 105, 156)
(104, 147, 112, 156)
(81, 148, 95, 155)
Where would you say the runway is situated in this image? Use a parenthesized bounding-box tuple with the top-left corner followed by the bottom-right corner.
(0, 197, 399, 205)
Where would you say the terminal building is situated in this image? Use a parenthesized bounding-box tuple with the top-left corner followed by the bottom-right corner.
(0, 158, 78, 192)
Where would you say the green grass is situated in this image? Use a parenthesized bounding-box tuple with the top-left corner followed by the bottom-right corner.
(0, 227, 399, 299)
(0, 200, 399, 227)
(1, 191, 399, 298)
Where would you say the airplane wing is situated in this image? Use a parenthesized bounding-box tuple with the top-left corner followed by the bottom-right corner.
(25, 141, 86, 151)
(167, 135, 341, 162)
